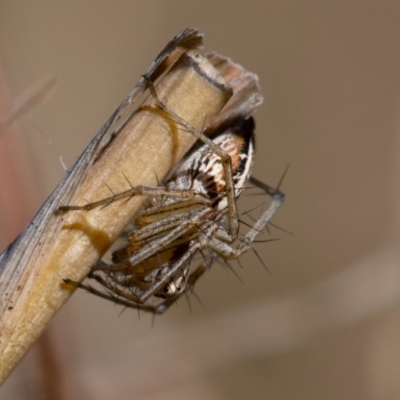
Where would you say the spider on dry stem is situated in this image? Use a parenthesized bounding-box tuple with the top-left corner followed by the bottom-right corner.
(59, 79, 285, 314)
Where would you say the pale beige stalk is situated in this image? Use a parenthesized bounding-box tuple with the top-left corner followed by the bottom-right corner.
(0, 35, 232, 383)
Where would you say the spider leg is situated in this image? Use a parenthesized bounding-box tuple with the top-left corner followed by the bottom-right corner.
(206, 179, 285, 259)
(63, 278, 173, 314)
(57, 185, 201, 213)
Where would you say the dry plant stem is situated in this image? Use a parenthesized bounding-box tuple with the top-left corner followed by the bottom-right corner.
(0, 29, 234, 384)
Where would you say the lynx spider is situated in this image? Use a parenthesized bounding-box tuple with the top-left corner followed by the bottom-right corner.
(60, 78, 285, 314)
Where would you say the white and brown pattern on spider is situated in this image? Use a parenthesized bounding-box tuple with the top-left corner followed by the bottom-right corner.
(60, 84, 285, 314)
(163, 118, 254, 212)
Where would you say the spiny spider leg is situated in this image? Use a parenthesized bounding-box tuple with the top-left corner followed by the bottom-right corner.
(64, 277, 173, 314)
(206, 177, 285, 259)
(57, 185, 207, 213)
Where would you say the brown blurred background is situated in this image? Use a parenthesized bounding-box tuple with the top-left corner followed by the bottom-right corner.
(1, 1, 400, 399)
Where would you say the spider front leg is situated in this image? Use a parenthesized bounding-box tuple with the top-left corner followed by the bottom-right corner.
(57, 185, 199, 213)
(207, 177, 285, 260)
(238, 177, 285, 253)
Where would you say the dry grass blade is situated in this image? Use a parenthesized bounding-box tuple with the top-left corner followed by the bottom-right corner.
(0, 28, 263, 384)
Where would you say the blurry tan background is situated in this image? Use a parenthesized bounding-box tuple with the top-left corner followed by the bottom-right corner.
(1, 1, 400, 399)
